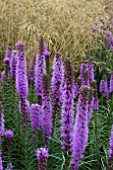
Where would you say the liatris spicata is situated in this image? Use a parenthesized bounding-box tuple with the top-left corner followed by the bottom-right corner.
(5, 129, 14, 153)
(74, 77, 81, 99)
(80, 63, 89, 86)
(61, 58, 74, 157)
(87, 88, 94, 122)
(36, 148, 48, 170)
(87, 57, 94, 83)
(35, 36, 46, 105)
(30, 104, 41, 133)
(16, 42, 28, 100)
(28, 59, 35, 86)
(1, 71, 5, 85)
(42, 74, 52, 145)
(99, 79, 105, 93)
(4, 44, 12, 65)
(71, 86, 89, 170)
(108, 125, 113, 160)
(10, 50, 17, 81)
(52, 53, 64, 134)
(109, 72, 113, 93)
(91, 80, 99, 110)
(104, 80, 109, 98)
(107, 125, 113, 169)
(19, 99, 30, 133)
(44, 41, 50, 79)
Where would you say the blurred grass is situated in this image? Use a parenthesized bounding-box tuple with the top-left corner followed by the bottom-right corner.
(0, 0, 112, 68)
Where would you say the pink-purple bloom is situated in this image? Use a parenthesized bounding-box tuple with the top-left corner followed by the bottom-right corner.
(10, 50, 17, 80)
(52, 52, 64, 110)
(74, 77, 81, 99)
(72, 86, 89, 170)
(109, 72, 113, 93)
(36, 148, 48, 170)
(30, 104, 41, 133)
(4, 44, 12, 65)
(91, 80, 99, 110)
(108, 125, 113, 160)
(35, 36, 46, 103)
(44, 41, 50, 58)
(99, 79, 105, 93)
(16, 42, 28, 100)
(61, 59, 74, 153)
(1, 71, 5, 85)
(5, 129, 14, 139)
(42, 74, 52, 145)
(80, 63, 89, 86)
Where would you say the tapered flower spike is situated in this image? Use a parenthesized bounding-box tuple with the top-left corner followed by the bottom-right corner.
(88, 88, 94, 122)
(108, 125, 113, 160)
(35, 36, 46, 105)
(36, 148, 48, 170)
(91, 80, 99, 110)
(1, 71, 5, 85)
(4, 43, 12, 65)
(61, 58, 74, 155)
(5, 129, 14, 139)
(99, 79, 105, 93)
(52, 52, 64, 134)
(19, 99, 30, 133)
(16, 42, 28, 100)
(42, 74, 52, 146)
(87, 57, 94, 83)
(10, 50, 17, 81)
(28, 58, 35, 85)
(104, 80, 109, 98)
(71, 86, 89, 170)
(30, 104, 41, 133)
(80, 63, 89, 86)
(110, 72, 113, 93)
(74, 77, 81, 99)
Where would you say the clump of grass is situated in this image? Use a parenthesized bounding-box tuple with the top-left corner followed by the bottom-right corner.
(0, 0, 112, 68)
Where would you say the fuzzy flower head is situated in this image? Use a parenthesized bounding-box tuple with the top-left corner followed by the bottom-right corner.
(36, 148, 48, 160)
(74, 77, 81, 98)
(5, 130, 14, 139)
(30, 104, 41, 132)
(10, 50, 17, 79)
(72, 86, 89, 170)
(99, 79, 105, 93)
(108, 125, 113, 160)
(109, 72, 113, 93)
(44, 41, 50, 58)
(1, 71, 5, 85)
(16, 41, 28, 99)
(4, 44, 12, 65)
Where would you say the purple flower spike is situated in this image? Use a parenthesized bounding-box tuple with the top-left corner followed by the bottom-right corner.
(61, 59, 74, 154)
(87, 58, 94, 83)
(42, 74, 52, 145)
(74, 77, 81, 99)
(110, 72, 113, 93)
(72, 86, 89, 170)
(0, 113, 4, 139)
(0, 152, 3, 170)
(28, 60, 35, 85)
(1, 71, 5, 85)
(4, 44, 12, 65)
(10, 50, 17, 80)
(99, 79, 105, 93)
(44, 41, 50, 58)
(36, 148, 48, 170)
(108, 125, 113, 160)
(80, 63, 89, 86)
(52, 52, 64, 111)
(16, 41, 28, 100)
(35, 36, 46, 104)
(88, 88, 94, 122)
(104, 80, 109, 98)
(5, 130, 14, 139)
(30, 104, 41, 133)
(91, 80, 99, 110)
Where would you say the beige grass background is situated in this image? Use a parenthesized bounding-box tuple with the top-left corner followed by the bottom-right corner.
(0, 0, 113, 67)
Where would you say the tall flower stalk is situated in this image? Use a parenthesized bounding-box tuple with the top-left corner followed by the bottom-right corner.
(16, 42, 29, 134)
(10, 50, 17, 83)
(71, 86, 89, 170)
(35, 36, 46, 105)
(52, 52, 64, 135)
(42, 74, 52, 146)
(61, 58, 74, 168)
(36, 148, 48, 170)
